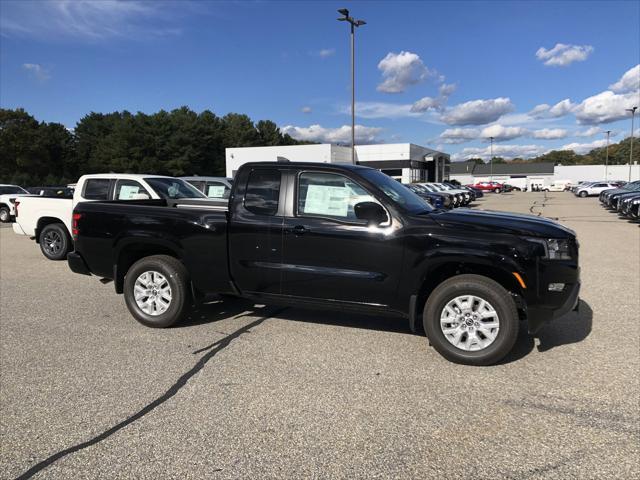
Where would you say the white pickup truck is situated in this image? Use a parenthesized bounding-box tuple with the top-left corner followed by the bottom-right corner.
(0, 184, 30, 223)
(13, 174, 206, 260)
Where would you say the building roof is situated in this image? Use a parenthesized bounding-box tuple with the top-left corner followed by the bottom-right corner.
(450, 162, 555, 175)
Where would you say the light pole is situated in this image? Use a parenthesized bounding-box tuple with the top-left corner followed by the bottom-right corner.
(605, 130, 611, 180)
(626, 106, 637, 182)
(337, 8, 366, 164)
(489, 136, 494, 182)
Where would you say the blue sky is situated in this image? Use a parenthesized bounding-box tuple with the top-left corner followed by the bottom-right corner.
(1, 0, 639, 161)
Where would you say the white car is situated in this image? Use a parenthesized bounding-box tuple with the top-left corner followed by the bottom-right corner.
(13, 174, 205, 260)
(574, 182, 618, 198)
(0, 184, 30, 223)
(544, 180, 572, 192)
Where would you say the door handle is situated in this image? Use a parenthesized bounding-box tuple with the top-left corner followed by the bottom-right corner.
(288, 225, 308, 235)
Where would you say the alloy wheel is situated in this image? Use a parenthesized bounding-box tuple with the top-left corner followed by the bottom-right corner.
(439, 295, 500, 351)
(42, 230, 63, 256)
(134, 271, 172, 316)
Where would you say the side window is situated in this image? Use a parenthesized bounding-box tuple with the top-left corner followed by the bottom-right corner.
(83, 179, 111, 200)
(206, 182, 230, 198)
(297, 171, 378, 222)
(244, 170, 281, 216)
(115, 180, 151, 200)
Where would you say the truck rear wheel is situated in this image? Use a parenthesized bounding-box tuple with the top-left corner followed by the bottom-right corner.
(39, 223, 71, 260)
(423, 274, 519, 366)
(0, 206, 10, 223)
(124, 255, 189, 328)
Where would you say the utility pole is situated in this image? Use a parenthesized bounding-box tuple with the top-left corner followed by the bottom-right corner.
(605, 130, 611, 180)
(626, 107, 637, 182)
(337, 9, 366, 164)
(489, 136, 494, 182)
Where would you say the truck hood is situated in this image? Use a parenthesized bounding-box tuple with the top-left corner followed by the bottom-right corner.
(430, 208, 575, 238)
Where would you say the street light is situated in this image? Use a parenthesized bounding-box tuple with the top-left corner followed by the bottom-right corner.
(605, 130, 611, 180)
(626, 106, 637, 182)
(489, 136, 494, 182)
(337, 8, 366, 163)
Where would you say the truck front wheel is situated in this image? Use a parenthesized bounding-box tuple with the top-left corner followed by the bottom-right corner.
(39, 223, 71, 260)
(423, 274, 519, 366)
(124, 255, 189, 328)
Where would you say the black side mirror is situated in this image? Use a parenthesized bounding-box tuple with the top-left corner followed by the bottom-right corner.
(354, 201, 388, 226)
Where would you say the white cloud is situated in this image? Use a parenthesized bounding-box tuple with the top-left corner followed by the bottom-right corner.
(410, 96, 443, 113)
(609, 64, 640, 93)
(318, 48, 335, 58)
(438, 128, 480, 144)
(439, 83, 457, 97)
(480, 124, 527, 141)
(1, 0, 185, 40)
(561, 139, 607, 154)
(575, 126, 601, 137)
(536, 43, 593, 67)
(531, 128, 569, 139)
(22, 63, 50, 81)
(281, 124, 383, 144)
(573, 90, 639, 124)
(301, 106, 312, 114)
(377, 51, 431, 93)
(452, 144, 548, 161)
(528, 98, 574, 119)
(349, 102, 419, 119)
(441, 97, 514, 125)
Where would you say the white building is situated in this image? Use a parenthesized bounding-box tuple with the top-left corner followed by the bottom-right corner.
(225, 143, 450, 182)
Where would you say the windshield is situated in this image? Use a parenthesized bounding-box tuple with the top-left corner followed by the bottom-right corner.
(0, 186, 28, 195)
(359, 170, 432, 212)
(144, 178, 207, 199)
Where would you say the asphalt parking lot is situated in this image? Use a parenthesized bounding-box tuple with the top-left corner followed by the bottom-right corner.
(1, 192, 639, 480)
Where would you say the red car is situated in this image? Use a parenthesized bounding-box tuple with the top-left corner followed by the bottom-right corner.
(467, 181, 505, 193)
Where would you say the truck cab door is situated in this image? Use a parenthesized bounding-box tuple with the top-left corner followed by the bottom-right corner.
(228, 168, 286, 295)
(280, 169, 404, 308)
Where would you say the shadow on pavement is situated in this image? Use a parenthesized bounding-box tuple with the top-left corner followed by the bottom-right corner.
(500, 300, 593, 363)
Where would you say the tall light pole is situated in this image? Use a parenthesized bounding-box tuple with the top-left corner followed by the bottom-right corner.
(605, 130, 611, 180)
(337, 8, 366, 164)
(626, 106, 637, 182)
(489, 136, 494, 182)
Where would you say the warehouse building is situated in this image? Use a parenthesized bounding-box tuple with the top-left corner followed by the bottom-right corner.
(225, 143, 450, 182)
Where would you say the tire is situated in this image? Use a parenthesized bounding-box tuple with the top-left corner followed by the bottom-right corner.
(0, 206, 10, 223)
(39, 223, 71, 260)
(579, 191, 588, 198)
(423, 274, 519, 366)
(124, 255, 189, 328)
(543, 189, 549, 192)
(494, 188, 501, 194)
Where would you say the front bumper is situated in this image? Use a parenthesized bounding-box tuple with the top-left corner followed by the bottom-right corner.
(68, 251, 92, 276)
(527, 281, 580, 334)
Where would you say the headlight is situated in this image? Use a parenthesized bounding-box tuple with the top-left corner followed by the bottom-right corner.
(527, 238, 572, 260)
(633, 198, 640, 205)
(443, 196, 451, 206)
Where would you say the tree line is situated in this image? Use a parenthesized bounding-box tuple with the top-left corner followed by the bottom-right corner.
(466, 136, 639, 166)
(0, 107, 310, 186)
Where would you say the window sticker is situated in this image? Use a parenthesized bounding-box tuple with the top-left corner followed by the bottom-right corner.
(207, 185, 226, 198)
(119, 185, 141, 199)
(304, 185, 349, 217)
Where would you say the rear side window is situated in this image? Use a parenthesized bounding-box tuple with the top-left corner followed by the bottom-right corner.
(244, 170, 281, 216)
(206, 182, 231, 198)
(115, 180, 150, 200)
(83, 179, 111, 200)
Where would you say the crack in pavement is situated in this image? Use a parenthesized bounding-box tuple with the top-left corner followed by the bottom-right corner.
(14, 306, 288, 480)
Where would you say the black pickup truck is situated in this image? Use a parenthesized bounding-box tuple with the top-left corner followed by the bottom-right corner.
(68, 162, 580, 365)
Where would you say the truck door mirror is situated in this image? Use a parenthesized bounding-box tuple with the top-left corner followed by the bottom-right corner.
(354, 202, 388, 226)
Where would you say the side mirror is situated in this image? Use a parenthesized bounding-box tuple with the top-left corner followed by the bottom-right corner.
(354, 201, 388, 226)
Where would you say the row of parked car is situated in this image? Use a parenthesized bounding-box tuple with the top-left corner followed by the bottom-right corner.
(404, 182, 483, 209)
(598, 180, 640, 220)
(569, 180, 627, 198)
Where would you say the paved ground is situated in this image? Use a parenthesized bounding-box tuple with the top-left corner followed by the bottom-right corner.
(1, 193, 638, 480)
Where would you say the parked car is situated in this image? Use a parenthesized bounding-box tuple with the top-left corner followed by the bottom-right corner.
(13, 174, 207, 260)
(619, 192, 640, 218)
(570, 181, 594, 193)
(574, 182, 619, 197)
(0, 184, 30, 223)
(599, 181, 640, 209)
(181, 176, 233, 199)
(68, 161, 580, 366)
(429, 183, 472, 205)
(406, 184, 448, 209)
(419, 183, 460, 207)
(442, 181, 478, 201)
(544, 180, 572, 192)
(468, 181, 505, 193)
